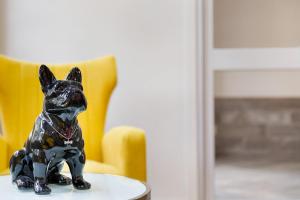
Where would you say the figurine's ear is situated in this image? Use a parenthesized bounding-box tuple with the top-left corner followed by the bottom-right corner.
(66, 67, 82, 83)
(39, 65, 56, 93)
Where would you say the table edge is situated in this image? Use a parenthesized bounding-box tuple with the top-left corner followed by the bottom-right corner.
(0, 173, 151, 199)
(131, 182, 151, 200)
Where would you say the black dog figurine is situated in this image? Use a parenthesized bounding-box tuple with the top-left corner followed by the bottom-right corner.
(9, 65, 91, 195)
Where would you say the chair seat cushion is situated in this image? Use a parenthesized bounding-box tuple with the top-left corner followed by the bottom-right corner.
(63, 160, 121, 175)
(0, 160, 121, 176)
(0, 168, 9, 175)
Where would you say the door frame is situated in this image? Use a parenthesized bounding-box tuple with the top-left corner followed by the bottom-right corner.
(182, 0, 215, 199)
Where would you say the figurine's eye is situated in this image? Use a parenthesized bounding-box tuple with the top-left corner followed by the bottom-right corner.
(57, 85, 65, 92)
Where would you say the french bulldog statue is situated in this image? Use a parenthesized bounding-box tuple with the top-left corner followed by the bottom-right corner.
(9, 65, 91, 195)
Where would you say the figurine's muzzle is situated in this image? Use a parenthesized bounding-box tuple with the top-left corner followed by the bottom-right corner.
(69, 90, 87, 110)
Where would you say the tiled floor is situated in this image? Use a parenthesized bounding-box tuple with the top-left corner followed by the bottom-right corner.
(215, 158, 300, 200)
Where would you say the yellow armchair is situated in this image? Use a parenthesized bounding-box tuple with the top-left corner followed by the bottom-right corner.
(0, 136, 7, 172)
(0, 55, 147, 181)
(103, 126, 147, 181)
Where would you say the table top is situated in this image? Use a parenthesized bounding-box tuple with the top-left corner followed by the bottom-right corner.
(0, 173, 151, 200)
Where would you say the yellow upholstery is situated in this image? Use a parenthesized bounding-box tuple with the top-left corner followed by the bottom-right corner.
(103, 126, 147, 181)
(0, 55, 147, 181)
(0, 136, 7, 172)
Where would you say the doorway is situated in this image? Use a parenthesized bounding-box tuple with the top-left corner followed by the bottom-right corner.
(214, 70, 300, 199)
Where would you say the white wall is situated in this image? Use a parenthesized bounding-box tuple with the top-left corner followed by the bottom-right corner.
(0, 1, 200, 199)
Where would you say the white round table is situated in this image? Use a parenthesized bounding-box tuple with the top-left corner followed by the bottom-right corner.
(0, 173, 151, 200)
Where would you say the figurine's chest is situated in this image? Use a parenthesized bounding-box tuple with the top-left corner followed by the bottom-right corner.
(42, 130, 81, 148)
(44, 146, 81, 161)
(29, 122, 82, 149)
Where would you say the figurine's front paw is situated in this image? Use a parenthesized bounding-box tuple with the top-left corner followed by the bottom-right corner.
(48, 173, 72, 185)
(34, 179, 51, 195)
(72, 176, 91, 190)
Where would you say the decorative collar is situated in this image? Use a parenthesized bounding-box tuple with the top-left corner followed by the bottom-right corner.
(41, 112, 78, 141)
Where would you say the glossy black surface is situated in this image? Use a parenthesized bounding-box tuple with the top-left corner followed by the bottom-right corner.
(9, 65, 91, 195)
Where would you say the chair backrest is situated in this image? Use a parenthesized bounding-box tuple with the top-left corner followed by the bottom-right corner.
(0, 55, 117, 162)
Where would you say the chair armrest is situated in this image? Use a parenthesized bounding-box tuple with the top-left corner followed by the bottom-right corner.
(102, 126, 147, 181)
(0, 136, 8, 171)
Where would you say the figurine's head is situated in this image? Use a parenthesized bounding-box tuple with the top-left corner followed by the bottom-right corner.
(39, 65, 87, 118)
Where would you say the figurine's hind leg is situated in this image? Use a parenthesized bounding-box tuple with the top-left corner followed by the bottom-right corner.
(15, 175, 34, 189)
(9, 149, 34, 189)
(10, 149, 26, 181)
(47, 161, 71, 185)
